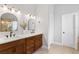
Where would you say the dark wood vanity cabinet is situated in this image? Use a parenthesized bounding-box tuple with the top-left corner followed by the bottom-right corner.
(34, 35, 42, 51)
(0, 41, 17, 54)
(25, 34, 42, 54)
(0, 47, 16, 54)
(25, 37, 35, 54)
(15, 39, 25, 54)
(0, 34, 42, 54)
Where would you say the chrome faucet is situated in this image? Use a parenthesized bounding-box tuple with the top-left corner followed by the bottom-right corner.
(10, 31, 13, 37)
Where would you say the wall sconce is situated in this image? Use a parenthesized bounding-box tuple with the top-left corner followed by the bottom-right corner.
(1, 21, 5, 24)
(11, 8, 15, 13)
(3, 4, 8, 11)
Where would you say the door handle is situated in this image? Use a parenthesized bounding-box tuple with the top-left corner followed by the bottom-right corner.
(63, 32, 65, 34)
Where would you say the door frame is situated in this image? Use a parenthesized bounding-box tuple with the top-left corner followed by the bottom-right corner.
(61, 12, 78, 50)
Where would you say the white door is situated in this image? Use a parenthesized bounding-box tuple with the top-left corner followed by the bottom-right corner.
(62, 13, 75, 48)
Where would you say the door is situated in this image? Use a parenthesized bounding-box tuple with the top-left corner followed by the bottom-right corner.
(62, 13, 75, 48)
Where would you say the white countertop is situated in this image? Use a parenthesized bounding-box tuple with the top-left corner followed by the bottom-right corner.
(0, 32, 42, 44)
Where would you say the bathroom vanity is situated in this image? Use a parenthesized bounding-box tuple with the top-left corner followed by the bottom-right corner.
(0, 33, 42, 54)
(0, 6, 42, 54)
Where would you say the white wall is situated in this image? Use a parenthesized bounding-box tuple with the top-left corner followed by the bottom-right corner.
(36, 5, 49, 48)
(9, 4, 37, 16)
(48, 5, 55, 48)
(54, 4, 79, 45)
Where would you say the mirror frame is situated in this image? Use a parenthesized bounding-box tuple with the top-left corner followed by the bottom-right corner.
(0, 12, 18, 32)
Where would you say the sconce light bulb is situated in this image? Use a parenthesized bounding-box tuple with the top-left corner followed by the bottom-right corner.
(26, 14, 32, 19)
(17, 10, 21, 14)
(11, 8, 15, 13)
(1, 21, 5, 24)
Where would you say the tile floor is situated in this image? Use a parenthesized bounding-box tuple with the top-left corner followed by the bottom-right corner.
(34, 44, 79, 54)
(34, 47, 48, 54)
(49, 44, 79, 54)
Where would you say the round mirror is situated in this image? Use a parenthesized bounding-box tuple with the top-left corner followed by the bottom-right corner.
(0, 13, 18, 32)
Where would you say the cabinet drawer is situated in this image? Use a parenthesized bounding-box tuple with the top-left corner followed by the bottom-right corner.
(16, 44, 25, 54)
(16, 39, 25, 45)
(35, 41, 41, 45)
(0, 47, 16, 54)
(35, 42, 42, 50)
(0, 41, 17, 51)
(26, 46, 34, 54)
(34, 34, 42, 39)
(26, 39, 34, 45)
(35, 38, 42, 47)
(35, 39, 41, 42)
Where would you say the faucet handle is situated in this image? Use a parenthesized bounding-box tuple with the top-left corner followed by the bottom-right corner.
(13, 34, 15, 37)
(10, 31, 13, 34)
(10, 31, 13, 37)
(5, 35, 8, 38)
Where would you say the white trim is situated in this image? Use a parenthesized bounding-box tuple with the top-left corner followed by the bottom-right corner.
(42, 44, 48, 49)
(75, 13, 78, 50)
(48, 42, 63, 50)
(54, 42, 62, 46)
(52, 42, 63, 46)
(48, 40, 54, 49)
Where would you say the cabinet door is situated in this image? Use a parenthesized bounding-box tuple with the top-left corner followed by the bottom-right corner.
(0, 47, 16, 54)
(25, 38, 35, 54)
(0, 41, 17, 54)
(34, 35, 42, 51)
(16, 40, 25, 54)
(16, 44, 24, 54)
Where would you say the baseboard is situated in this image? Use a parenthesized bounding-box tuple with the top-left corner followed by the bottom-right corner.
(52, 42, 62, 46)
(42, 42, 63, 49)
(48, 42, 53, 49)
(42, 45, 48, 49)
(47, 42, 62, 50)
